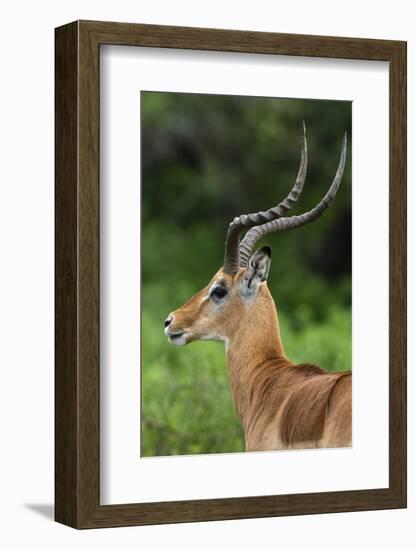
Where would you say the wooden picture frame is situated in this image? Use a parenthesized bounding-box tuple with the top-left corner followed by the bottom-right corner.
(55, 20, 407, 528)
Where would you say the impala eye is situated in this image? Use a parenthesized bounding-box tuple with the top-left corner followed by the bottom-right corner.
(210, 286, 228, 300)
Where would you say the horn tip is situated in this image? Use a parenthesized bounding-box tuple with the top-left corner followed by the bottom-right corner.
(342, 132, 348, 158)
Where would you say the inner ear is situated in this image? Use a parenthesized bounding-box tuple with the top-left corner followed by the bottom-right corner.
(243, 246, 272, 291)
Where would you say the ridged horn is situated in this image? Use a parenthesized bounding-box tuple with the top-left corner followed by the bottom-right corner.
(223, 123, 308, 275)
(238, 132, 347, 267)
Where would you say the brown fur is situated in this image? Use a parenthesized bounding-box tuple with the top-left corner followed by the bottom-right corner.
(168, 267, 352, 452)
(244, 363, 351, 450)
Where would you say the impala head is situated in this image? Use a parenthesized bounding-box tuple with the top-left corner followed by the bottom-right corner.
(165, 124, 347, 347)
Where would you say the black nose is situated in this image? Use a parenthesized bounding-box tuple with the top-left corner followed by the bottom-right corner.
(164, 316, 172, 328)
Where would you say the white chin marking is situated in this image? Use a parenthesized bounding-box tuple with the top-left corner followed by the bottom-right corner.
(201, 333, 224, 343)
(169, 334, 187, 346)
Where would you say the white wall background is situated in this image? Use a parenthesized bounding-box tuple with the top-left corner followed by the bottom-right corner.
(0, 1, 415, 547)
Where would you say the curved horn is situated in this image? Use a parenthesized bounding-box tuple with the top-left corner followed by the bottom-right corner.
(238, 131, 347, 267)
(223, 123, 308, 275)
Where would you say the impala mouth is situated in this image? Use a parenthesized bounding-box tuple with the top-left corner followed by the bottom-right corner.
(165, 329, 188, 346)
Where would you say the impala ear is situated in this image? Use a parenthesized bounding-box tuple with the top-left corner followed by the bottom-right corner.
(243, 246, 272, 294)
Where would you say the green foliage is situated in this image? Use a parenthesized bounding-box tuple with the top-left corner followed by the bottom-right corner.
(140, 92, 352, 457)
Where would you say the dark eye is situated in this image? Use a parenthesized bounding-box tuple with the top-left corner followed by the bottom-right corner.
(210, 286, 228, 300)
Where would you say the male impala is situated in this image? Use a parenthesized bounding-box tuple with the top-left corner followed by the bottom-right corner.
(164, 126, 351, 451)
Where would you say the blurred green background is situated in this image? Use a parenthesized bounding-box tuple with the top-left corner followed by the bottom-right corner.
(140, 91, 352, 457)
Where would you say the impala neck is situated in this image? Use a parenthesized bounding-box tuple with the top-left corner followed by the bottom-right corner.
(226, 285, 289, 430)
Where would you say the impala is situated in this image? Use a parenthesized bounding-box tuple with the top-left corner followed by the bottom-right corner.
(164, 126, 351, 451)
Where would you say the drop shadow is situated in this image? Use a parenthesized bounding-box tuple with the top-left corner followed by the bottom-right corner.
(24, 503, 54, 521)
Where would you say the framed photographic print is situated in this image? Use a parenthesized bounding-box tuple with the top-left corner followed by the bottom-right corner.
(55, 20, 406, 528)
